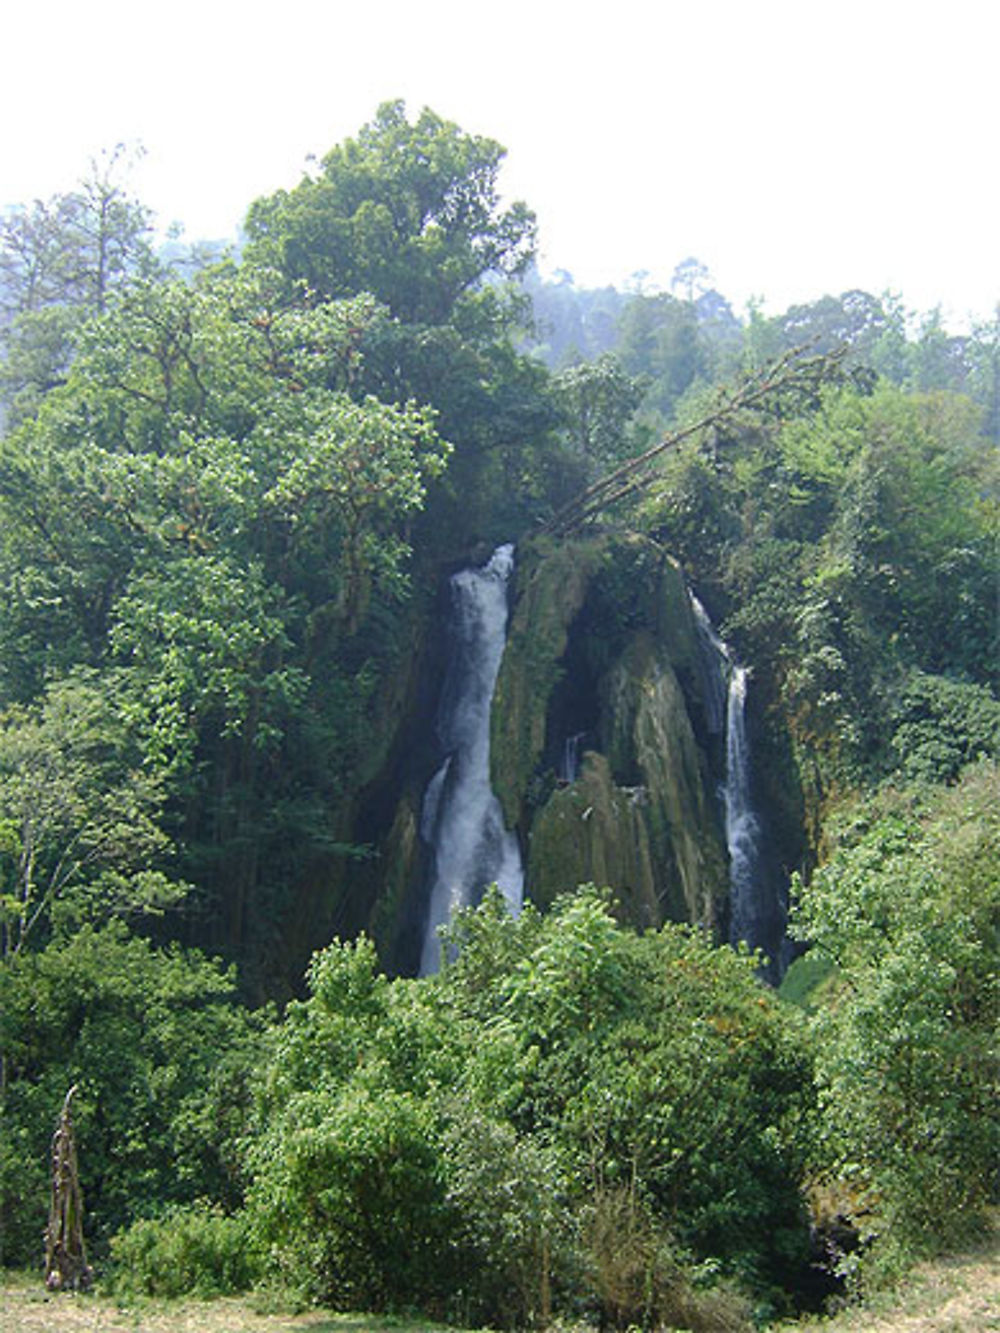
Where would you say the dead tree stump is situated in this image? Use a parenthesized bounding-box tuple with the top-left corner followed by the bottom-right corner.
(44, 1084, 92, 1292)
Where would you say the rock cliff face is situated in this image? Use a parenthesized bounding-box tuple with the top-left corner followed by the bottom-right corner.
(490, 533, 729, 933)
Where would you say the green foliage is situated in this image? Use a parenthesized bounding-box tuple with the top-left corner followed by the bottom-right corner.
(617, 290, 710, 424)
(244, 103, 575, 549)
(0, 256, 452, 983)
(246, 893, 815, 1322)
(551, 353, 646, 471)
(245, 100, 536, 325)
(639, 377, 998, 792)
(109, 1204, 259, 1298)
(246, 937, 458, 1310)
(887, 671, 1000, 785)
(250, 1082, 449, 1312)
(790, 764, 1000, 1249)
(0, 671, 182, 957)
(0, 924, 261, 1266)
(0, 145, 154, 424)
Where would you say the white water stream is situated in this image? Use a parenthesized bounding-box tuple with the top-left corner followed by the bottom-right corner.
(419, 544, 523, 974)
(690, 593, 761, 949)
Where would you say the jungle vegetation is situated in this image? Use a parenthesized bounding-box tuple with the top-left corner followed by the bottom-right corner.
(0, 103, 996, 1329)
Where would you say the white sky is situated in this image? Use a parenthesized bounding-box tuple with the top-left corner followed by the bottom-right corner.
(3, 0, 998, 329)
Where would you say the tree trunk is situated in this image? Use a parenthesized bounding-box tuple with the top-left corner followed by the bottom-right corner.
(44, 1085, 92, 1292)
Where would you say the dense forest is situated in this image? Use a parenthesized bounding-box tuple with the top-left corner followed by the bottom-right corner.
(0, 104, 996, 1330)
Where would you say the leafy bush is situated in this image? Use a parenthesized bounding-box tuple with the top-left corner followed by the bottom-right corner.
(248, 1082, 451, 1311)
(109, 1204, 259, 1298)
(244, 895, 817, 1323)
(887, 670, 1000, 785)
(790, 763, 1000, 1250)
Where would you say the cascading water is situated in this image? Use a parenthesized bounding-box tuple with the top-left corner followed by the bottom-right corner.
(690, 593, 730, 737)
(724, 664, 761, 948)
(560, 731, 587, 783)
(690, 592, 762, 950)
(419, 544, 523, 974)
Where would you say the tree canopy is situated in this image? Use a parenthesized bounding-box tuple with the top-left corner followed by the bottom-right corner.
(245, 101, 536, 325)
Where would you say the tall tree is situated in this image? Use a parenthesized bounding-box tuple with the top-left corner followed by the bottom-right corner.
(245, 101, 536, 326)
(0, 145, 153, 423)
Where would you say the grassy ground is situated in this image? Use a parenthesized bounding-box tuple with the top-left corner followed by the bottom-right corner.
(2, 1232, 998, 1333)
(0, 1277, 472, 1333)
(767, 1228, 1000, 1333)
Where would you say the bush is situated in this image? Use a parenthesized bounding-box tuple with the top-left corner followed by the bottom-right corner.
(109, 1204, 259, 1297)
(243, 900, 817, 1322)
(790, 763, 1000, 1249)
(887, 670, 1000, 785)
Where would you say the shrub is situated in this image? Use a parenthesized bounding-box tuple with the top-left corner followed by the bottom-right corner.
(790, 763, 1000, 1249)
(582, 1187, 752, 1332)
(109, 1204, 258, 1298)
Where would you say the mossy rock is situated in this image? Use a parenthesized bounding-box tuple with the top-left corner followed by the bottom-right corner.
(491, 532, 702, 828)
(368, 791, 422, 968)
(527, 751, 659, 926)
(491, 535, 610, 824)
(490, 530, 729, 935)
(604, 634, 728, 926)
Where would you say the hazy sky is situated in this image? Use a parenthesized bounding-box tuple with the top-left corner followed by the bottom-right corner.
(4, 0, 997, 328)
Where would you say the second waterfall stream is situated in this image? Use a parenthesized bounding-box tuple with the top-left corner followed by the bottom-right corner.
(419, 543, 523, 974)
(690, 593, 763, 952)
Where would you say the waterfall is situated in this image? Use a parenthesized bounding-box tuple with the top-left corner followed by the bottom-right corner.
(560, 731, 587, 783)
(690, 592, 762, 950)
(690, 592, 730, 736)
(419, 543, 523, 974)
(724, 664, 761, 948)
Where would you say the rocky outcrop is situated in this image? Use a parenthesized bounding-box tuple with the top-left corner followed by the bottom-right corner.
(491, 532, 729, 933)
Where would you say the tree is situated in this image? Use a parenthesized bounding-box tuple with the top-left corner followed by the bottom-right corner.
(0, 923, 260, 1264)
(0, 672, 181, 961)
(671, 256, 711, 304)
(244, 105, 578, 553)
(0, 258, 453, 985)
(966, 304, 1000, 444)
(0, 145, 153, 424)
(245, 101, 536, 326)
(617, 290, 708, 422)
(552, 353, 646, 471)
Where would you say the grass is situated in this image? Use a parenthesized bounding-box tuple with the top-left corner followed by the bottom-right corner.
(766, 1219, 1000, 1333)
(0, 1274, 479, 1333)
